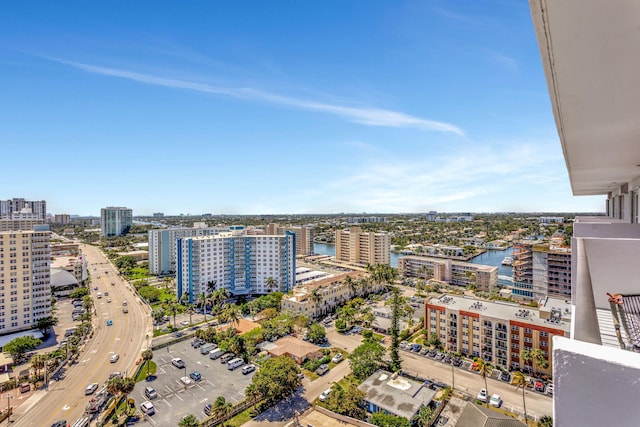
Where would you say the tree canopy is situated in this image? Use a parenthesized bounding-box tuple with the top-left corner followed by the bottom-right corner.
(324, 381, 366, 420)
(4, 336, 42, 360)
(247, 355, 301, 403)
(370, 413, 411, 427)
(349, 340, 386, 380)
(138, 286, 161, 303)
(307, 323, 326, 344)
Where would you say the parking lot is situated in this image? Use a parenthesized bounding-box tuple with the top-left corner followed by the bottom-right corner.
(132, 338, 255, 426)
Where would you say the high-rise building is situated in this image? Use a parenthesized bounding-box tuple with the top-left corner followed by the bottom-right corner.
(511, 242, 572, 301)
(335, 226, 390, 266)
(399, 255, 498, 293)
(176, 228, 296, 303)
(0, 199, 47, 220)
(53, 214, 71, 225)
(529, 2, 640, 425)
(265, 224, 314, 256)
(148, 226, 227, 275)
(0, 230, 51, 334)
(426, 294, 570, 373)
(100, 207, 132, 237)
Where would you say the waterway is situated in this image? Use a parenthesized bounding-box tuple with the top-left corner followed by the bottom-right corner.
(313, 243, 513, 275)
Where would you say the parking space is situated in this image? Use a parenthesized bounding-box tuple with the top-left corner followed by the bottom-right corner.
(133, 339, 255, 426)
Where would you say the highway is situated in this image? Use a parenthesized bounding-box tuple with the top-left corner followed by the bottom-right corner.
(13, 244, 151, 427)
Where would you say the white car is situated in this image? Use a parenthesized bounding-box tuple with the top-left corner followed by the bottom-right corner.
(110, 354, 119, 363)
(85, 383, 99, 395)
(546, 383, 554, 395)
(319, 388, 331, 401)
(477, 388, 488, 402)
(331, 353, 343, 363)
(171, 358, 185, 368)
(179, 376, 193, 386)
(490, 394, 502, 407)
(180, 320, 189, 326)
(140, 401, 155, 415)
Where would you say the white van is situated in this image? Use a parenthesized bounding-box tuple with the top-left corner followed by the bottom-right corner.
(209, 348, 225, 360)
(96, 292, 102, 299)
(200, 343, 216, 355)
(227, 357, 244, 371)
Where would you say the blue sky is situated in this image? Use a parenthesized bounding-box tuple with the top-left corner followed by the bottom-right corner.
(1, 1, 603, 216)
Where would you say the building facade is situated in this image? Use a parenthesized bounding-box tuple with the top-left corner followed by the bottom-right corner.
(148, 226, 227, 275)
(0, 230, 51, 334)
(425, 294, 570, 373)
(176, 229, 296, 303)
(0, 199, 47, 220)
(512, 241, 572, 301)
(265, 224, 314, 256)
(53, 214, 71, 224)
(100, 207, 133, 237)
(335, 226, 390, 266)
(398, 255, 498, 292)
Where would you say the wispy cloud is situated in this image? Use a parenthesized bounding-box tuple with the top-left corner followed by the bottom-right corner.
(486, 50, 518, 71)
(49, 58, 464, 135)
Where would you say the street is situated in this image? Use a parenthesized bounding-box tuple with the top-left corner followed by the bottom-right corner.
(12, 244, 152, 426)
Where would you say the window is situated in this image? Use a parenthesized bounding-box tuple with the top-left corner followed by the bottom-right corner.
(511, 325, 519, 331)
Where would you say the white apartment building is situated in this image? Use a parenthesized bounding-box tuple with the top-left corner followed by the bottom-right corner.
(100, 207, 132, 237)
(398, 255, 498, 293)
(176, 228, 296, 303)
(0, 199, 47, 220)
(335, 226, 390, 266)
(530, 1, 640, 425)
(0, 230, 51, 334)
(148, 225, 227, 275)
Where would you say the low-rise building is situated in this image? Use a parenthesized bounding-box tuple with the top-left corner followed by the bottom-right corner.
(399, 256, 498, 292)
(425, 294, 570, 373)
(264, 336, 322, 364)
(358, 370, 436, 422)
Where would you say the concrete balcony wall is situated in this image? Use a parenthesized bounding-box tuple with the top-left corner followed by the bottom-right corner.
(554, 336, 640, 427)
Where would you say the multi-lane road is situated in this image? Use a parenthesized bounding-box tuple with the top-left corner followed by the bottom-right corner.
(13, 244, 151, 427)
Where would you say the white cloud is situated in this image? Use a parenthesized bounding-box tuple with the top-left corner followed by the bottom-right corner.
(49, 58, 464, 135)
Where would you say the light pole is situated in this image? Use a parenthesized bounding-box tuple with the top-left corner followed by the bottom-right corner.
(183, 366, 187, 390)
(6, 395, 12, 423)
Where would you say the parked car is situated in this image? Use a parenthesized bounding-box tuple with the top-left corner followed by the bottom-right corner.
(331, 353, 343, 363)
(220, 353, 235, 364)
(546, 383, 554, 395)
(144, 386, 158, 399)
(452, 357, 463, 367)
(106, 319, 113, 326)
(412, 344, 422, 352)
(171, 358, 185, 368)
(399, 341, 408, 349)
(420, 347, 430, 355)
(444, 355, 452, 363)
(140, 401, 155, 415)
(85, 383, 99, 395)
(427, 349, 437, 358)
(316, 364, 330, 376)
(499, 371, 511, 382)
(50, 421, 67, 427)
(490, 394, 502, 408)
(204, 404, 212, 416)
(242, 364, 256, 375)
(319, 388, 331, 402)
(435, 352, 445, 361)
(189, 371, 202, 382)
(110, 354, 119, 363)
(534, 381, 546, 393)
(180, 320, 190, 326)
(477, 388, 488, 402)
(180, 376, 193, 386)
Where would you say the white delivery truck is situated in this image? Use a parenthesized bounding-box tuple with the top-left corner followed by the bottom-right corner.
(200, 343, 216, 354)
(209, 348, 225, 360)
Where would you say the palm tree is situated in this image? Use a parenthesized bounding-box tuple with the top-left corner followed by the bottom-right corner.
(165, 299, 180, 329)
(520, 349, 533, 374)
(531, 348, 548, 374)
(198, 292, 210, 322)
(309, 289, 323, 317)
(224, 304, 241, 328)
(512, 371, 529, 423)
(344, 275, 357, 297)
(206, 280, 217, 296)
(265, 277, 278, 293)
(30, 354, 46, 381)
(357, 277, 370, 297)
(212, 288, 229, 315)
(476, 358, 493, 407)
(178, 414, 200, 427)
(185, 303, 196, 326)
(212, 396, 233, 426)
(245, 383, 262, 408)
(141, 349, 153, 377)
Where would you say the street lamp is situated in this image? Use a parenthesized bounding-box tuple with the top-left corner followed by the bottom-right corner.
(6, 395, 12, 423)
(183, 366, 187, 390)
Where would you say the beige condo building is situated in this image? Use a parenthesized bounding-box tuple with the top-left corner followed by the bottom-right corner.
(265, 224, 315, 256)
(335, 226, 390, 266)
(0, 230, 51, 334)
(398, 255, 498, 292)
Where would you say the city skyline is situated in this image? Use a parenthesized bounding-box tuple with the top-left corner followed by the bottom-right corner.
(2, 1, 604, 215)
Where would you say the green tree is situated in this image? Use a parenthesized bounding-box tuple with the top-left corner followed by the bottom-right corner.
(386, 286, 404, 372)
(138, 286, 161, 303)
(247, 355, 302, 403)
(212, 396, 233, 426)
(114, 255, 138, 272)
(324, 381, 366, 420)
(36, 316, 58, 335)
(265, 276, 278, 293)
(152, 308, 165, 324)
(531, 348, 549, 374)
(165, 299, 180, 328)
(349, 340, 386, 380)
(512, 371, 529, 424)
(69, 287, 89, 299)
(520, 349, 532, 374)
(415, 405, 434, 427)
(141, 349, 153, 376)
(309, 289, 323, 317)
(178, 414, 199, 427)
(370, 412, 411, 427)
(538, 415, 553, 427)
(307, 323, 326, 344)
(4, 336, 42, 361)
